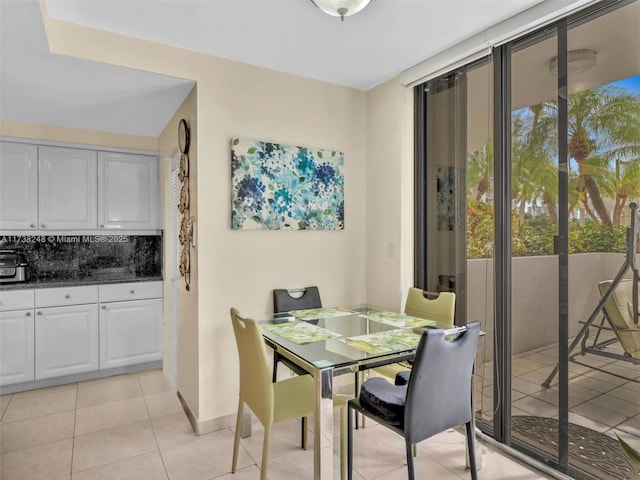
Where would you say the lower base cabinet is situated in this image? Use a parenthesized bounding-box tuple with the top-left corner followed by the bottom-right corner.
(100, 298, 163, 369)
(35, 304, 99, 380)
(0, 282, 162, 389)
(0, 309, 35, 385)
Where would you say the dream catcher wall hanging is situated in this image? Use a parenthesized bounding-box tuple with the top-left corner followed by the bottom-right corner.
(178, 118, 194, 291)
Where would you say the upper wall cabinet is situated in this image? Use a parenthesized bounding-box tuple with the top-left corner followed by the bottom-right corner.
(39, 146, 98, 230)
(0, 140, 160, 232)
(0, 142, 38, 230)
(98, 152, 160, 230)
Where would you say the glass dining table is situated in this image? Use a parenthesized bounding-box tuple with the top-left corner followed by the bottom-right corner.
(250, 305, 453, 480)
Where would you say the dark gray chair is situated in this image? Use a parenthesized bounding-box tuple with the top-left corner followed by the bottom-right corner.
(272, 286, 322, 448)
(347, 322, 481, 480)
(272, 286, 322, 380)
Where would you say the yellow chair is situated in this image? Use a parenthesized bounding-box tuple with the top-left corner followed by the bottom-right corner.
(230, 308, 348, 480)
(598, 279, 640, 360)
(405, 287, 456, 325)
(374, 288, 456, 380)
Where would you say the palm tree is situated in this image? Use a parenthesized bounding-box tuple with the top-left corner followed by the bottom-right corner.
(512, 106, 559, 226)
(611, 157, 640, 225)
(567, 86, 640, 228)
(516, 84, 640, 229)
(467, 142, 493, 202)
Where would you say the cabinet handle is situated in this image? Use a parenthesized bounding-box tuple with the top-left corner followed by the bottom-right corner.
(100, 224, 105, 228)
(26, 311, 32, 316)
(40, 223, 46, 228)
(30, 223, 36, 228)
(102, 305, 107, 310)
(37, 311, 42, 316)
(130, 290, 135, 294)
(65, 294, 71, 299)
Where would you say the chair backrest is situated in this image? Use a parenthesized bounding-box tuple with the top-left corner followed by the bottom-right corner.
(230, 308, 274, 425)
(404, 287, 455, 327)
(273, 286, 322, 314)
(403, 321, 480, 444)
(599, 279, 640, 358)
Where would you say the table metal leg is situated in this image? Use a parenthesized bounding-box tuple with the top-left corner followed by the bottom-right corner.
(314, 368, 334, 480)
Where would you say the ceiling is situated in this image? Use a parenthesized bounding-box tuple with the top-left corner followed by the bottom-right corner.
(0, 0, 546, 138)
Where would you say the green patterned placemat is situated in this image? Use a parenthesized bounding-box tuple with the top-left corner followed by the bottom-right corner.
(341, 329, 421, 354)
(288, 307, 355, 321)
(362, 311, 437, 328)
(262, 321, 341, 344)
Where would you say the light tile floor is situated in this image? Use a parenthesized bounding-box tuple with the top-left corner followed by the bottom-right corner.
(0, 369, 551, 480)
(476, 334, 640, 453)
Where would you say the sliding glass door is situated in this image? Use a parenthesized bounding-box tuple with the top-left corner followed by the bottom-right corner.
(415, 1, 640, 478)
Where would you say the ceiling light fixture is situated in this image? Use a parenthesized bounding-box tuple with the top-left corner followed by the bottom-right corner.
(549, 49, 598, 75)
(310, 0, 373, 21)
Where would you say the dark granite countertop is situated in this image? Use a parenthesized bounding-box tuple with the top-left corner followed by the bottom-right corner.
(0, 274, 163, 291)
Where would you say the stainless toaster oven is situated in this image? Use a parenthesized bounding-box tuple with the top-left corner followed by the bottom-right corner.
(0, 250, 31, 283)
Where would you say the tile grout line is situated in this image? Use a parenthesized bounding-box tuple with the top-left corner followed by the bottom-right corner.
(138, 371, 172, 480)
(70, 381, 79, 480)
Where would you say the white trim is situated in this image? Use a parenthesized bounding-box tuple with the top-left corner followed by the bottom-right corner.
(0, 136, 158, 157)
(401, 0, 600, 87)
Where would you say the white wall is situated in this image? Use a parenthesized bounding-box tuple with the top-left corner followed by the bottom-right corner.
(40, 10, 368, 429)
(467, 252, 632, 359)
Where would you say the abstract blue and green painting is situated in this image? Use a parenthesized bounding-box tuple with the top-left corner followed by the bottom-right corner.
(231, 138, 344, 230)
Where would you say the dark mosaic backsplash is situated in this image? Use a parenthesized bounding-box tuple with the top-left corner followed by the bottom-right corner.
(0, 234, 162, 282)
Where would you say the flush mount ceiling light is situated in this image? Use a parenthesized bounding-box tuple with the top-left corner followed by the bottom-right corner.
(549, 49, 598, 75)
(311, 0, 373, 21)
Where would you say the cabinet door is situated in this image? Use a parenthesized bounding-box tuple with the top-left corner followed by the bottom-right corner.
(99, 298, 162, 369)
(38, 146, 97, 230)
(0, 309, 35, 385)
(98, 152, 160, 230)
(35, 304, 99, 379)
(0, 142, 38, 230)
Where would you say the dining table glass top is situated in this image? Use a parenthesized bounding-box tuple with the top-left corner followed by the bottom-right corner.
(253, 305, 453, 373)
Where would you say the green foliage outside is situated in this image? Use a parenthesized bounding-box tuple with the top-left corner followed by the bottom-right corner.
(466, 77, 640, 259)
(467, 200, 627, 259)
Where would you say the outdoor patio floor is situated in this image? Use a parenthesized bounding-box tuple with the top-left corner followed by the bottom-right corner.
(476, 332, 640, 478)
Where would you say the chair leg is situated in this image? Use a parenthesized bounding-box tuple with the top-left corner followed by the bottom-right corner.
(340, 404, 347, 480)
(405, 441, 415, 480)
(465, 421, 478, 480)
(347, 405, 354, 480)
(302, 416, 308, 450)
(261, 424, 271, 480)
(272, 351, 279, 382)
(232, 398, 243, 473)
(354, 373, 360, 429)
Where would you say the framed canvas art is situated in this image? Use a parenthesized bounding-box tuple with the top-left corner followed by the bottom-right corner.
(231, 138, 344, 230)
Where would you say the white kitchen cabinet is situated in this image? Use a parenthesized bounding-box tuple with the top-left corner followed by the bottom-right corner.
(98, 152, 160, 230)
(99, 281, 162, 369)
(38, 146, 98, 230)
(0, 309, 35, 386)
(0, 141, 38, 230)
(99, 298, 163, 369)
(0, 289, 35, 386)
(35, 304, 99, 380)
(35, 285, 99, 380)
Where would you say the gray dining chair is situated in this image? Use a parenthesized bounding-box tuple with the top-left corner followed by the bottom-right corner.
(347, 321, 481, 480)
(272, 286, 322, 447)
(272, 286, 323, 381)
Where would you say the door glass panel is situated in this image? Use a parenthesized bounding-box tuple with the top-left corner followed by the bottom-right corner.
(563, 3, 640, 479)
(464, 60, 495, 433)
(510, 30, 561, 463)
